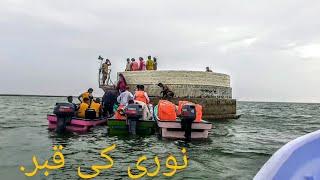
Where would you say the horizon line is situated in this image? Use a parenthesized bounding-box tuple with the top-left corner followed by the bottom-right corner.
(0, 93, 319, 104)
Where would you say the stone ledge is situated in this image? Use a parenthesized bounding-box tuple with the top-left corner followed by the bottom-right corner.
(120, 70, 230, 87)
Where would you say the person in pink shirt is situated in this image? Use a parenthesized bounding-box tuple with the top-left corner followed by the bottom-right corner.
(130, 58, 139, 71)
(116, 73, 128, 93)
(139, 57, 146, 71)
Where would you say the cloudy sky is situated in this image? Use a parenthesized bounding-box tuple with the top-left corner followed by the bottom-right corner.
(0, 0, 319, 102)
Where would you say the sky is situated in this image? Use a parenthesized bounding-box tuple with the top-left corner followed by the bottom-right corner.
(0, 0, 319, 103)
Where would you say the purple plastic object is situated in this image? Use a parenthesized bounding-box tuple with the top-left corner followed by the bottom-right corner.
(255, 129, 320, 180)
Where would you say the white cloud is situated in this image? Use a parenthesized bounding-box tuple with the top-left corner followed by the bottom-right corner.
(293, 43, 320, 59)
(219, 37, 258, 53)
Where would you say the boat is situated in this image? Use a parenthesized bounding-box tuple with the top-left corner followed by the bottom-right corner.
(154, 105, 212, 139)
(254, 129, 320, 180)
(47, 114, 107, 133)
(107, 103, 156, 135)
(107, 119, 155, 135)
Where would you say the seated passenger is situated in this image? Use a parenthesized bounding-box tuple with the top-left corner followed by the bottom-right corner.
(77, 97, 90, 118)
(67, 96, 78, 111)
(78, 88, 93, 103)
(117, 86, 134, 106)
(91, 98, 102, 118)
(134, 85, 150, 104)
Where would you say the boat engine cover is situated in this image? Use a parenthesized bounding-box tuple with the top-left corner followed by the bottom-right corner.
(125, 104, 143, 119)
(54, 103, 75, 117)
(181, 104, 196, 121)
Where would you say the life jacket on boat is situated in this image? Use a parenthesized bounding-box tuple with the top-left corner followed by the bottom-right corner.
(158, 100, 177, 121)
(90, 101, 101, 118)
(195, 104, 202, 122)
(81, 92, 92, 100)
(134, 91, 149, 104)
(177, 101, 191, 116)
(78, 102, 89, 118)
(177, 101, 202, 122)
(131, 61, 139, 71)
(115, 105, 126, 120)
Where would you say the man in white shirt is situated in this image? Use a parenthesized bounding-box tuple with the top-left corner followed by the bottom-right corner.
(117, 86, 134, 106)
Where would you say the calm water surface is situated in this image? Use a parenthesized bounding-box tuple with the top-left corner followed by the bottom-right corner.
(0, 96, 319, 180)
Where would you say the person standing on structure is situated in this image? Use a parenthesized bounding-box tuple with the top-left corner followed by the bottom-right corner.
(102, 59, 111, 85)
(146, 56, 154, 70)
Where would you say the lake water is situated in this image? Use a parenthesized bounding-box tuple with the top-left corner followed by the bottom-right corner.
(0, 96, 319, 179)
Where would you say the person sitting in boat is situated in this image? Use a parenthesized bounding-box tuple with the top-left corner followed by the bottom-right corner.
(158, 83, 174, 99)
(117, 86, 134, 106)
(138, 57, 146, 71)
(78, 88, 93, 103)
(134, 85, 150, 104)
(130, 58, 139, 71)
(102, 89, 118, 117)
(116, 73, 128, 93)
(125, 58, 131, 71)
(67, 96, 78, 111)
(102, 59, 111, 85)
(77, 97, 90, 118)
(146, 55, 154, 70)
(153, 57, 158, 70)
(90, 98, 102, 118)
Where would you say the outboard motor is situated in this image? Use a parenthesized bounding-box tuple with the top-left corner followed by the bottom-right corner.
(180, 104, 196, 142)
(85, 109, 97, 119)
(125, 104, 143, 135)
(53, 103, 75, 133)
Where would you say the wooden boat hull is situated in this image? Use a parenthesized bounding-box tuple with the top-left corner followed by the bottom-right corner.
(107, 119, 155, 135)
(47, 114, 107, 133)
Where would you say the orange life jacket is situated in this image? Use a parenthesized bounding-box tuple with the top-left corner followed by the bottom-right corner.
(115, 105, 126, 120)
(177, 101, 191, 116)
(77, 103, 89, 118)
(195, 104, 202, 122)
(134, 91, 148, 104)
(90, 102, 101, 118)
(177, 101, 202, 122)
(158, 100, 177, 121)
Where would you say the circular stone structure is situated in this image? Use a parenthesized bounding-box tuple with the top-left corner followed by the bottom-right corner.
(120, 70, 232, 99)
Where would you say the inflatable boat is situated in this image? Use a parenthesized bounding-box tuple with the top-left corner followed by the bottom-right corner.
(254, 129, 320, 180)
(47, 114, 107, 133)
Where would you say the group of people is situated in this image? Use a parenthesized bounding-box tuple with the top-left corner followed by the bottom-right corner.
(68, 73, 174, 120)
(125, 56, 158, 71)
(65, 88, 102, 119)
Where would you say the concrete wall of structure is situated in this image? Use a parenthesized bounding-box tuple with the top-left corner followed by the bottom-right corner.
(121, 71, 232, 98)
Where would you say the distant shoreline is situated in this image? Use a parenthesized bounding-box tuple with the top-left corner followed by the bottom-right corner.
(0, 94, 319, 104)
(0, 94, 66, 98)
